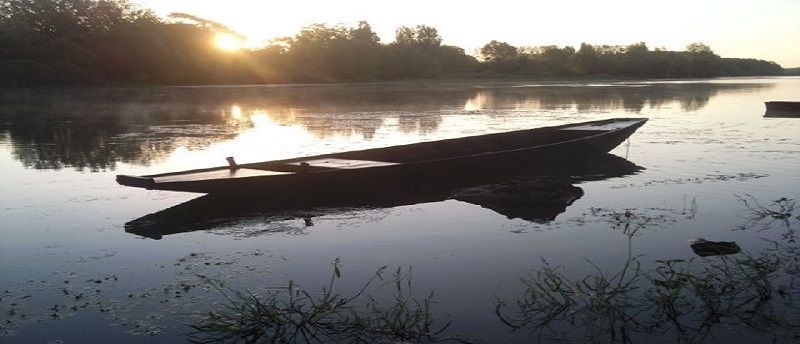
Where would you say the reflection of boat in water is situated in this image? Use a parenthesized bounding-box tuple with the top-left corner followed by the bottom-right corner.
(452, 176, 584, 223)
(125, 154, 643, 239)
(117, 118, 647, 195)
(764, 101, 800, 118)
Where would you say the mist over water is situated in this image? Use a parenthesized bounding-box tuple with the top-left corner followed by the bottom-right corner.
(1, 77, 799, 342)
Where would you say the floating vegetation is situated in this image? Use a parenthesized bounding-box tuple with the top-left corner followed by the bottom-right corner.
(736, 195, 796, 233)
(571, 205, 695, 236)
(126, 320, 164, 336)
(611, 172, 768, 189)
(189, 259, 463, 343)
(0, 249, 281, 339)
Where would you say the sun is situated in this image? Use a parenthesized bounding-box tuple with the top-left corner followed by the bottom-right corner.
(214, 33, 244, 51)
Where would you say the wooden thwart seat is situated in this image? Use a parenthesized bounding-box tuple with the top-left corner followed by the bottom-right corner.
(153, 168, 291, 183)
(287, 158, 399, 169)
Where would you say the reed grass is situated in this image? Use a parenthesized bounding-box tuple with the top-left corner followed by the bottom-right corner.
(188, 259, 464, 343)
(497, 203, 800, 343)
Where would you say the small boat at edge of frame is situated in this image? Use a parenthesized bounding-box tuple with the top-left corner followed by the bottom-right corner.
(764, 101, 800, 118)
(116, 117, 648, 195)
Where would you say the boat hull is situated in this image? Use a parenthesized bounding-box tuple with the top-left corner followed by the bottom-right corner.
(117, 118, 647, 195)
(765, 101, 800, 117)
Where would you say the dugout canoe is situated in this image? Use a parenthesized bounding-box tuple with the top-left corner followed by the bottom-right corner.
(116, 117, 647, 195)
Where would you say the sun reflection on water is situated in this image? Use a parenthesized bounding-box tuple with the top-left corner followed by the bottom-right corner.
(463, 91, 488, 111)
(151, 106, 312, 171)
(230, 105, 243, 119)
(146, 103, 486, 172)
(138, 101, 582, 174)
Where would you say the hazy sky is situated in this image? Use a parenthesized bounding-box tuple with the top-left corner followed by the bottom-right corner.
(137, 0, 799, 67)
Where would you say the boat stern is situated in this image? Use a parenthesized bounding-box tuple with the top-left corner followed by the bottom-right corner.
(116, 175, 156, 189)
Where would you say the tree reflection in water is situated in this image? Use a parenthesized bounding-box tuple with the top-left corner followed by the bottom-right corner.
(0, 82, 771, 171)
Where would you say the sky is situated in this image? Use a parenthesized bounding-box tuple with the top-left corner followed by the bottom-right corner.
(137, 0, 800, 67)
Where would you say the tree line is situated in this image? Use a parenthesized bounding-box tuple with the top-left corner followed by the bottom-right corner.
(480, 41, 783, 78)
(0, 0, 784, 87)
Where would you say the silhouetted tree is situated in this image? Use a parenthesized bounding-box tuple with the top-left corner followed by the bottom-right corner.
(168, 12, 239, 37)
(574, 43, 599, 75)
(395, 25, 441, 48)
(438, 45, 480, 76)
(380, 25, 452, 79)
(481, 40, 518, 62)
(480, 40, 520, 75)
(686, 42, 714, 54)
(278, 22, 382, 81)
(475, 40, 781, 79)
(622, 42, 651, 76)
(0, 1, 784, 86)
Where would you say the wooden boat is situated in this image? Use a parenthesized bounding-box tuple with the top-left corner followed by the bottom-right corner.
(765, 101, 800, 118)
(116, 118, 647, 195)
(765, 101, 800, 112)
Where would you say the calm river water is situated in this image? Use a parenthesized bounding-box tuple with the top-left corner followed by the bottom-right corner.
(1, 77, 799, 343)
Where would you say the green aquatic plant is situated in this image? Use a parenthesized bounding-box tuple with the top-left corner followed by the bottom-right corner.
(736, 195, 796, 232)
(646, 253, 794, 343)
(498, 201, 800, 343)
(497, 208, 652, 343)
(497, 251, 800, 343)
(188, 259, 463, 343)
(496, 257, 651, 343)
(582, 207, 683, 237)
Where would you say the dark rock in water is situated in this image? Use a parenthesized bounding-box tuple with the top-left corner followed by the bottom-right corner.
(452, 176, 584, 223)
(690, 239, 741, 257)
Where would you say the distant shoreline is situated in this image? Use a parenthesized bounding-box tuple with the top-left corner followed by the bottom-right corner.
(3, 75, 798, 91)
